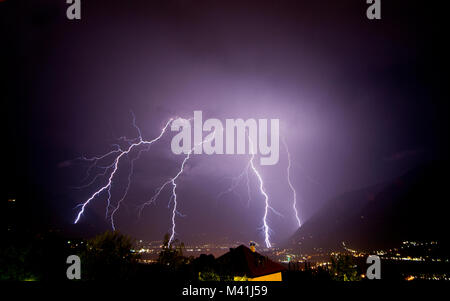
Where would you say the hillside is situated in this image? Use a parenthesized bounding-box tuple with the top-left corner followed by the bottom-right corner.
(288, 161, 450, 253)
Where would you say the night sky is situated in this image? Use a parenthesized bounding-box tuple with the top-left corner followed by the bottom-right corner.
(3, 0, 449, 246)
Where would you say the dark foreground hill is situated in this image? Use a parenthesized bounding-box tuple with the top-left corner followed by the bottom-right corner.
(288, 161, 450, 253)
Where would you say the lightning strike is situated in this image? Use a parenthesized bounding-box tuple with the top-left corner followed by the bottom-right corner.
(247, 134, 272, 248)
(73, 118, 174, 225)
(140, 128, 218, 246)
(283, 137, 302, 228)
(110, 146, 147, 230)
(74, 111, 283, 249)
(218, 158, 283, 220)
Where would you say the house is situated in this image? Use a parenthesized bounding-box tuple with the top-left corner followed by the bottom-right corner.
(216, 244, 286, 281)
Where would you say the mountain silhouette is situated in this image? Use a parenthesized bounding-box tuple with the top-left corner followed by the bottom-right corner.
(288, 161, 450, 253)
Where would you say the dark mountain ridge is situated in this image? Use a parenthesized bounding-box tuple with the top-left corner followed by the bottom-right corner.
(288, 161, 449, 253)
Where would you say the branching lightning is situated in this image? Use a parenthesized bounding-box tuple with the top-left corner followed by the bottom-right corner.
(110, 145, 148, 230)
(73, 117, 174, 225)
(216, 135, 288, 248)
(247, 134, 273, 248)
(218, 159, 283, 219)
(138, 129, 218, 246)
(72, 113, 301, 250)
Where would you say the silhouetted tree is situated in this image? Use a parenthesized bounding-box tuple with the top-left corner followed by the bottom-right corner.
(0, 243, 35, 280)
(1, 231, 73, 281)
(81, 231, 140, 280)
(158, 233, 189, 269)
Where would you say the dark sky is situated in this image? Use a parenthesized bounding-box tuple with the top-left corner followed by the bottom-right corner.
(3, 0, 449, 246)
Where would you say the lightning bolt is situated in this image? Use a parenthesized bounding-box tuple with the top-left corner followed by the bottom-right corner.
(110, 113, 150, 230)
(218, 158, 283, 218)
(110, 145, 148, 230)
(283, 137, 302, 228)
(217, 133, 284, 249)
(73, 113, 285, 249)
(167, 153, 191, 246)
(75, 145, 123, 191)
(73, 117, 174, 225)
(247, 134, 272, 248)
(138, 127, 218, 246)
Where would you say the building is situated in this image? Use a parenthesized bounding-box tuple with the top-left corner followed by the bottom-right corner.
(216, 244, 286, 281)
